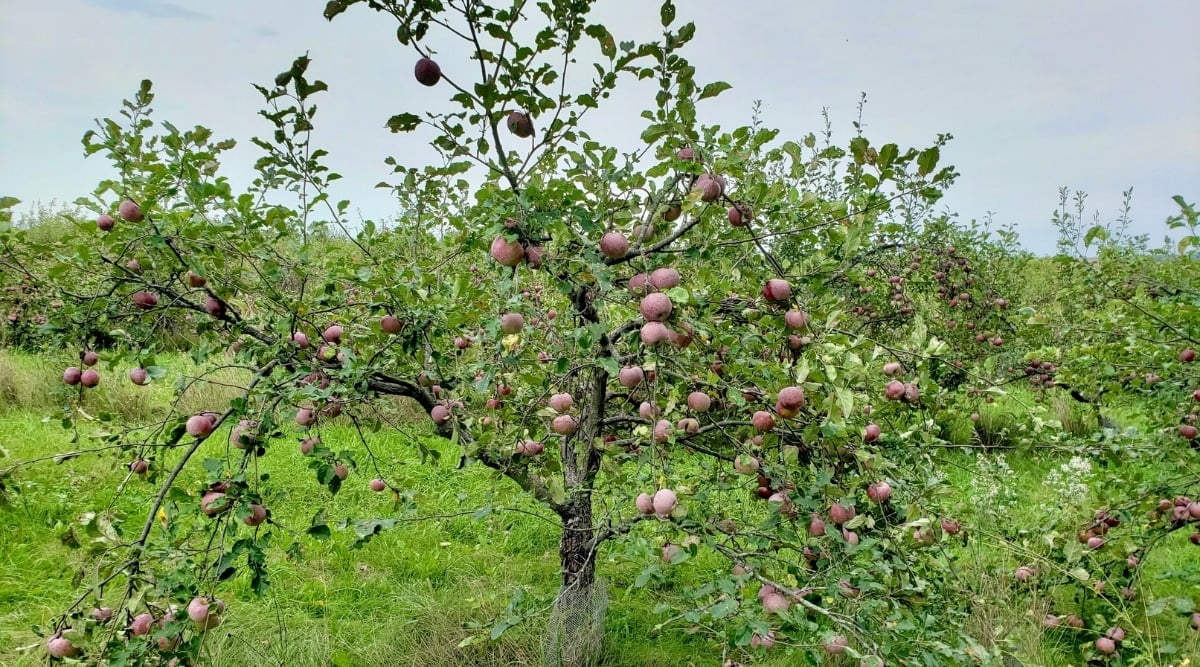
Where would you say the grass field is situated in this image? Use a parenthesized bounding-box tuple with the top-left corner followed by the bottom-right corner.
(2, 349, 1198, 666)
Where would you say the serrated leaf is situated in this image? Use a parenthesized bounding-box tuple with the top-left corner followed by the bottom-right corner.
(385, 113, 421, 133)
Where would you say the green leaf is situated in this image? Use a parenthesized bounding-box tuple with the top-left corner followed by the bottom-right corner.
(386, 113, 422, 133)
(917, 146, 940, 176)
(697, 82, 731, 100)
(660, 0, 675, 26)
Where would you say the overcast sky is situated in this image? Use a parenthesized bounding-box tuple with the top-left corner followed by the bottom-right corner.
(2, 1, 1196, 253)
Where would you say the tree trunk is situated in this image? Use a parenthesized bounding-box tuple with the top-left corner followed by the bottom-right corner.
(545, 497, 603, 667)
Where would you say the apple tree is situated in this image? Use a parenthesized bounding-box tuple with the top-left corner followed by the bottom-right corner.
(12, 1, 1197, 665)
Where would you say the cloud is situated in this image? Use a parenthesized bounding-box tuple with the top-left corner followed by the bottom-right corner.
(80, 0, 210, 20)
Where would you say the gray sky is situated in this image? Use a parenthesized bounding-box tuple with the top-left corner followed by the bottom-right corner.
(2, 1, 1197, 253)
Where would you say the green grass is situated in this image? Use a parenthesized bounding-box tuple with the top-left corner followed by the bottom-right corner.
(1, 349, 1198, 666)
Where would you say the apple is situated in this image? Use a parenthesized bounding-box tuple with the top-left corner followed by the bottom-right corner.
(118, 199, 143, 222)
(830, 503, 855, 525)
(867, 481, 892, 502)
(430, 405, 451, 424)
(186, 414, 215, 438)
(864, 423, 881, 442)
(640, 293, 673, 322)
(640, 321, 671, 346)
(299, 437, 319, 455)
(884, 380, 905, 401)
(599, 232, 629, 259)
(727, 202, 752, 226)
(414, 57, 441, 86)
(883, 361, 903, 376)
(296, 407, 318, 427)
(63, 367, 82, 385)
(676, 147, 697, 161)
(652, 488, 677, 517)
(47, 635, 79, 658)
(130, 612, 154, 636)
(201, 491, 229, 516)
(97, 213, 115, 231)
(618, 366, 644, 388)
(81, 350, 99, 366)
(941, 518, 961, 535)
(761, 592, 789, 614)
(549, 393, 574, 413)
(635, 493, 655, 515)
(677, 417, 700, 435)
(751, 411, 776, 431)
(130, 459, 149, 475)
(693, 173, 724, 202)
(91, 607, 113, 622)
(132, 290, 158, 309)
(1181, 424, 1199, 440)
(761, 279, 791, 302)
(506, 111, 534, 138)
(776, 386, 805, 410)
(687, 391, 711, 412)
(1095, 637, 1116, 654)
(1014, 565, 1035, 582)
(499, 312, 524, 334)
(649, 267, 681, 290)
(733, 455, 759, 475)
(653, 420, 672, 443)
(823, 635, 848, 655)
(552, 414, 578, 435)
(808, 513, 826, 537)
(639, 402, 660, 420)
(784, 309, 808, 329)
(1181, 348, 1196, 363)
(750, 632, 776, 649)
(129, 367, 149, 385)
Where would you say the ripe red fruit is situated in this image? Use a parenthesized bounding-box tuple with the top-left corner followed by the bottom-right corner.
(490, 235, 525, 266)
(47, 636, 79, 658)
(727, 202, 752, 226)
(80, 369, 100, 387)
(884, 380, 905, 401)
(81, 350, 99, 366)
(777, 386, 805, 410)
(129, 367, 149, 385)
(941, 518, 961, 535)
(652, 488, 677, 517)
(677, 417, 700, 435)
(808, 513, 826, 537)
(430, 405, 451, 425)
(867, 481, 892, 502)
(381, 315, 402, 334)
(1181, 424, 1199, 440)
(524, 245, 544, 268)
(761, 279, 791, 302)
(97, 214, 115, 231)
(864, 423, 881, 442)
(1181, 348, 1196, 363)
(599, 232, 629, 259)
(552, 414, 578, 435)
(333, 464, 349, 480)
(204, 295, 226, 319)
(635, 493, 655, 515)
(618, 366, 644, 388)
(293, 332, 310, 348)
(1106, 626, 1125, 641)
(1086, 536, 1105, 550)
(639, 321, 671, 346)
(549, 393, 574, 413)
(1192, 389, 1200, 402)
(132, 290, 159, 309)
(676, 147, 697, 161)
(661, 205, 682, 222)
(201, 491, 229, 516)
(830, 503, 855, 525)
(322, 324, 344, 343)
(1014, 565, 1035, 582)
(63, 367, 82, 385)
(506, 110, 534, 138)
(903, 383, 920, 403)
(130, 612, 154, 636)
(784, 309, 808, 329)
(733, 455, 759, 475)
(751, 411, 777, 431)
(130, 459, 148, 475)
(649, 267, 681, 290)
(693, 173, 725, 202)
(125, 258, 142, 273)
(761, 592, 789, 614)
(653, 419, 672, 443)
(186, 414, 214, 438)
(244, 503, 267, 526)
(118, 199, 143, 222)
(517, 440, 544, 456)
(1095, 637, 1116, 654)
(413, 57, 441, 86)
(299, 437, 319, 455)
(91, 607, 113, 622)
(640, 292, 673, 322)
(685, 392, 711, 413)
